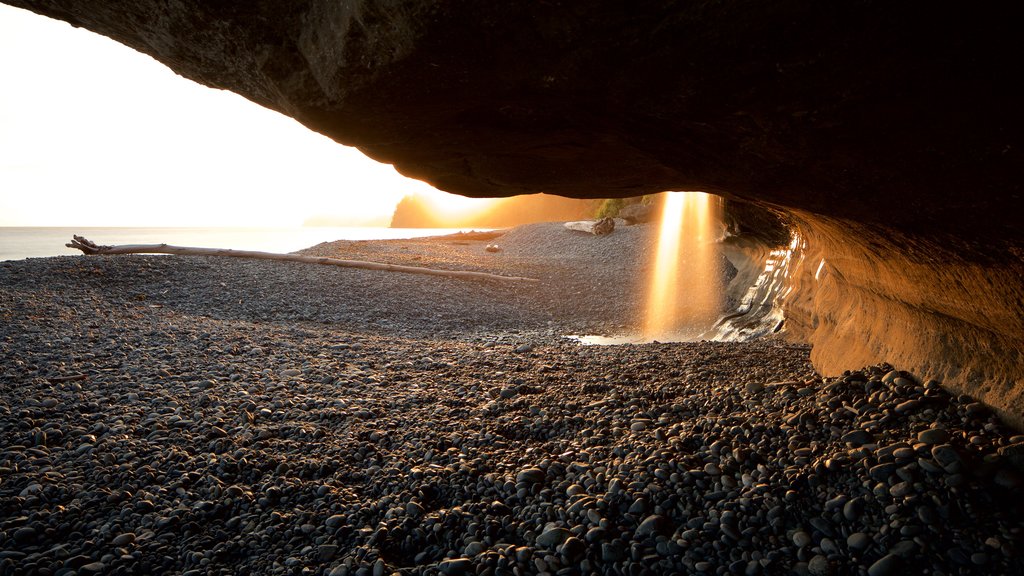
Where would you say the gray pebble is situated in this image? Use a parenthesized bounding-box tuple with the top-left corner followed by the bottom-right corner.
(536, 527, 572, 548)
(867, 554, 900, 576)
(918, 428, 950, 445)
(808, 554, 830, 576)
(847, 532, 871, 551)
(517, 468, 545, 484)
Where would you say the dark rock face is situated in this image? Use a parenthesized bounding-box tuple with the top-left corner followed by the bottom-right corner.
(6, 1, 1023, 422)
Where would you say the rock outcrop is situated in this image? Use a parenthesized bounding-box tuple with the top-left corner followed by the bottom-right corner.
(6, 1, 1023, 423)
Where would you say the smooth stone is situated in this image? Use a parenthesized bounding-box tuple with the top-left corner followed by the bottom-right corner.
(931, 444, 963, 473)
(918, 428, 950, 445)
(809, 517, 834, 537)
(889, 481, 913, 498)
(325, 514, 346, 528)
(514, 547, 533, 563)
(890, 540, 918, 557)
(601, 543, 624, 562)
(560, 536, 585, 559)
(869, 463, 898, 482)
(514, 344, 534, 354)
(945, 473, 967, 487)
(842, 430, 874, 446)
(13, 526, 36, 544)
(917, 506, 939, 525)
(894, 399, 920, 413)
(793, 531, 812, 548)
(965, 402, 988, 416)
(843, 498, 864, 521)
(808, 554, 830, 576)
(997, 442, 1024, 471)
(280, 369, 302, 378)
(536, 527, 572, 548)
(847, 532, 871, 551)
(111, 533, 135, 547)
(635, 515, 668, 537)
(438, 558, 472, 575)
(517, 468, 545, 484)
(867, 554, 900, 576)
(464, 541, 484, 556)
(406, 502, 425, 517)
(892, 447, 915, 459)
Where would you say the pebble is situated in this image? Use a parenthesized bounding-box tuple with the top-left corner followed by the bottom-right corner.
(808, 554, 830, 576)
(918, 428, 950, 445)
(635, 515, 668, 537)
(847, 532, 872, 551)
(111, 533, 135, 547)
(842, 429, 874, 445)
(326, 514, 346, 528)
(438, 558, 472, 575)
(867, 554, 900, 576)
(12, 527, 36, 544)
(517, 467, 546, 484)
(931, 444, 963, 473)
(2, 254, 1023, 576)
(80, 562, 106, 574)
(843, 497, 865, 521)
(536, 527, 572, 548)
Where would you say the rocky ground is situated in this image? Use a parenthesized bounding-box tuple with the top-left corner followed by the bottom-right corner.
(1, 224, 1023, 576)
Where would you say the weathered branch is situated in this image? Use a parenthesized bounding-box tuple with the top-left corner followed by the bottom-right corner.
(564, 218, 616, 235)
(66, 236, 539, 283)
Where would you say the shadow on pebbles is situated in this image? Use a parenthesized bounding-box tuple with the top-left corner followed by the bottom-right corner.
(1, 229, 1023, 576)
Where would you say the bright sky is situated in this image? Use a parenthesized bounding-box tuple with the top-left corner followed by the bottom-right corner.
(0, 5, 485, 227)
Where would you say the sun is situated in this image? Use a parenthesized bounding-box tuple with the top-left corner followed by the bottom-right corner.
(420, 190, 500, 220)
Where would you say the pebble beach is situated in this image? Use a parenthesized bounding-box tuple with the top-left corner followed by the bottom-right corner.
(1, 223, 1022, 576)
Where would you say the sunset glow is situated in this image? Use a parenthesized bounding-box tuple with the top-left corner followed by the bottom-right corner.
(0, 5, 456, 228)
(642, 192, 722, 340)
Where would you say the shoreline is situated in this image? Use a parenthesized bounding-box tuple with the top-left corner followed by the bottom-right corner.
(1, 223, 1022, 575)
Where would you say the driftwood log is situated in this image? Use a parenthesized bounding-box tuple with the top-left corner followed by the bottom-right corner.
(66, 235, 539, 283)
(564, 217, 615, 235)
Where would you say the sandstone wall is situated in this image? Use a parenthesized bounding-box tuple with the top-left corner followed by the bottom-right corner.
(782, 212, 1024, 427)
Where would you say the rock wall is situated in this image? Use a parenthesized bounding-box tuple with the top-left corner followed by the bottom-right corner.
(782, 212, 1024, 427)
(5, 1, 1024, 423)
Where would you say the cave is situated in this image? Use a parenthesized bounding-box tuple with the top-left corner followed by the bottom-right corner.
(2, 1, 1023, 575)
(10, 0, 1017, 424)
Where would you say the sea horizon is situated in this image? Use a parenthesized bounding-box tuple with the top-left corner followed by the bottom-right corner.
(0, 225, 485, 262)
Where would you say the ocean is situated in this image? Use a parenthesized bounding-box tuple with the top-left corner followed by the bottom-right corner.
(0, 227, 476, 261)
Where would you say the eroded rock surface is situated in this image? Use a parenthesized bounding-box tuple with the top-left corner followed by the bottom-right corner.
(5, 1, 1023, 422)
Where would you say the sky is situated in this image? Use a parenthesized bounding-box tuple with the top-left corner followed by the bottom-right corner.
(0, 4, 489, 227)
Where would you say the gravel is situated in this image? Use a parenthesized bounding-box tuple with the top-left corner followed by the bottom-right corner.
(1, 224, 1023, 575)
